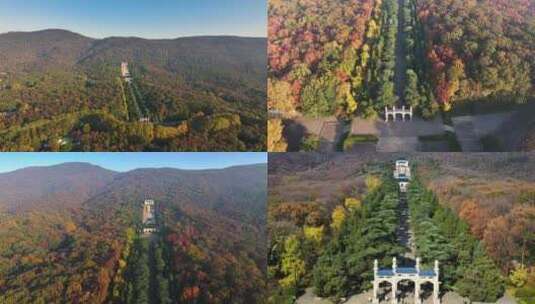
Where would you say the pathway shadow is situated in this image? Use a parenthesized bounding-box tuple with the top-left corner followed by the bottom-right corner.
(283, 119, 306, 152)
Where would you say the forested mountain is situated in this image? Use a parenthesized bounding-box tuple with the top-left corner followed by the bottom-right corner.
(0, 30, 94, 71)
(0, 29, 267, 151)
(0, 163, 267, 304)
(0, 162, 116, 212)
(267, 153, 534, 303)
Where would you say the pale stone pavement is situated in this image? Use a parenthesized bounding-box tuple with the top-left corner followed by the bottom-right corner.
(351, 116, 446, 152)
(297, 288, 516, 304)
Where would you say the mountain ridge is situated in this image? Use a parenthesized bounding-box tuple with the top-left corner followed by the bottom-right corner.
(0, 162, 267, 220)
(0, 161, 267, 175)
(0, 28, 267, 40)
(0, 29, 267, 71)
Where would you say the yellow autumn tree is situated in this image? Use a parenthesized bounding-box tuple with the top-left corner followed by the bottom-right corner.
(365, 175, 382, 192)
(279, 234, 306, 288)
(509, 265, 528, 288)
(64, 221, 77, 233)
(341, 82, 358, 115)
(330, 206, 347, 232)
(268, 79, 295, 113)
(344, 198, 362, 210)
(366, 19, 379, 39)
(303, 225, 325, 244)
(268, 118, 288, 152)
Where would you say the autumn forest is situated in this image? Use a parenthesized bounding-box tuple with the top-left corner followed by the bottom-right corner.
(267, 0, 535, 153)
(268, 0, 534, 117)
(0, 163, 267, 304)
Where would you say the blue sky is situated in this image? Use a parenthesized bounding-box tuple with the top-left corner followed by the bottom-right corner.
(0, 153, 267, 173)
(0, 0, 266, 38)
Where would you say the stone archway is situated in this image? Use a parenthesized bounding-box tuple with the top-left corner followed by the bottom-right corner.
(397, 279, 416, 304)
(375, 280, 394, 303)
(372, 258, 441, 304)
(419, 280, 439, 304)
(385, 106, 413, 122)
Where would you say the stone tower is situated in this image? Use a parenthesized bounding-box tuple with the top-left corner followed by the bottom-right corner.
(121, 62, 132, 82)
(121, 62, 129, 77)
(143, 199, 155, 224)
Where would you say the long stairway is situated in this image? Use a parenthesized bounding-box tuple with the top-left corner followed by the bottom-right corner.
(397, 191, 416, 260)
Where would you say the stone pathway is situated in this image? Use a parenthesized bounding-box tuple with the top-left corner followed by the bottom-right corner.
(350, 116, 447, 152)
(297, 288, 334, 304)
(377, 136, 420, 152)
(296, 289, 488, 304)
(397, 193, 416, 259)
(351, 117, 446, 138)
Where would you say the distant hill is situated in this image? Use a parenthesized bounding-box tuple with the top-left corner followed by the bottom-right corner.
(0, 29, 95, 71)
(0, 162, 116, 212)
(85, 163, 267, 224)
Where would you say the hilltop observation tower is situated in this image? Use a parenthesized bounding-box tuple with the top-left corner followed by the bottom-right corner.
(121, 62, 132, 82)
(393, 159, 411, 193)
(372, 257, 440, 304)
(142, 199, 157, 234)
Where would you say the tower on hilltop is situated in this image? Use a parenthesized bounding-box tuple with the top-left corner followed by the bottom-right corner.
(143, 199, 155, 224)
(121, 62, 132, 81)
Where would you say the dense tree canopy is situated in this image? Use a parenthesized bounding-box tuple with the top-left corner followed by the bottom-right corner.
(268, 0, 378, 117)
(416, 0, 535, 109)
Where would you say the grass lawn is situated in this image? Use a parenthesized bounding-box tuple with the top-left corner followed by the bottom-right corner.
(341, 134, 379, 151)
(419, 132, 462, 152)
(481, 135, 505, 152)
